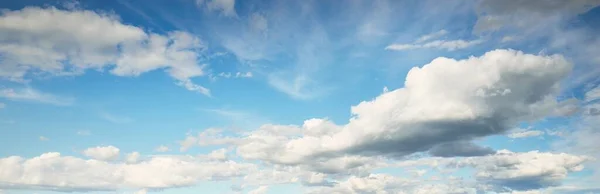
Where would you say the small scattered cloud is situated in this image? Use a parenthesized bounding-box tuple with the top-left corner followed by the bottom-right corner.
(213, 72, 253, 80)
(0, 88, 74, 106)
(39, 136, 49, 141)
(83, 146, 120, 161)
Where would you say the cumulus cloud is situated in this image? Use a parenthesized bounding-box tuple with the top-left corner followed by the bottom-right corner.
(83, 146, 120, 161)
(38, 136, 49, 141)
(389, 150, 589, 192)
(0, 88, 73, 106)
(0, 7, 209, 95)
(451, 150, 589, 191)
(0, 152, 255, 192)
(184, 49, 571, 167)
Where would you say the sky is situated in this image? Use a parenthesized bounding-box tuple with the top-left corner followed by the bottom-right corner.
(0, 0, 599, 193)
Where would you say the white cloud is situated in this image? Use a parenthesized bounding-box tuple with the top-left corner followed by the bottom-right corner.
(236, 72, 253, 78)
(386, 39, 483, 51)
(155, 145, 169, 152)
(39, 136, 49, 141)
(126, 152, 141, 164)
(586, 86, 600, 102)
(415, 30, 448, 43)
(179, 135, 198, 152)
(83, 146, 120, 161)
(508, 130, 544, 139)
(248, 186, 268, 194)
(451, 150, 589, 190)
(390, 150, 589, 192)
(195, 49, 571, 166)
(0, 152, 255, 192)
(308, 173, 476, 194)
(0, 7, 209, 95)
(206, 148, 228, 161)
(0, 88, 73, 106)
(215, 72, 253, 80)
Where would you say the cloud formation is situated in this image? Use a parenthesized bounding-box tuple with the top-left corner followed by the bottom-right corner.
(0, 152, 255, 192)
(182, 49, 571, 168)
(0, 7, 209, 95)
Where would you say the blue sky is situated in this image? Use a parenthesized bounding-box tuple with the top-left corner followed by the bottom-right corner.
(0, 0, 599, 194)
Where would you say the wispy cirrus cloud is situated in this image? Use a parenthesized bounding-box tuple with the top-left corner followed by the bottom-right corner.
(0, 87, 74, 106)
(385, 30, 483, 51)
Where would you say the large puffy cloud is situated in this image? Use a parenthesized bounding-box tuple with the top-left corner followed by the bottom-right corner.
(0, 7, 209, 95)
(0, 152, 255, 192)
(184, 49, 571, 166)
